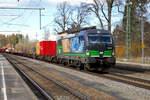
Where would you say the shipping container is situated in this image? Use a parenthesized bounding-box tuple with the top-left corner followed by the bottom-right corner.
(36, 42, 40, 55)
(39, 41, 56, 55)
(62, 39, 70, 53)
(0, 49, 5, 53)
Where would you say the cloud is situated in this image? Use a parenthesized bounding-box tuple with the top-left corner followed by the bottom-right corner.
(46, 0, 94, 6)
(0, 0, 41, 7)
(0, 0, 24, 7)
(0, 0, 107, 8)
(0, 0, 17, 7)
(0, 0, 94, 7)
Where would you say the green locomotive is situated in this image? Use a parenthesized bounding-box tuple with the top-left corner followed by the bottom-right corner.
(57, 27, 116, 71)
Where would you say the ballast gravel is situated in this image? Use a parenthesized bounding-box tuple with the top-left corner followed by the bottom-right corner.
(11, 55, 150, 100)
(109, 68, 150, 81)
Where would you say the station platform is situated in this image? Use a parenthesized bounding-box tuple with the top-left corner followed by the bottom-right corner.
(0, 54, 38, 100)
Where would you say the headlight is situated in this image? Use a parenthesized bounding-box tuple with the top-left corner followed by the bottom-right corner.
(86, 50, 90, 56)
(112, 50, 115, 56)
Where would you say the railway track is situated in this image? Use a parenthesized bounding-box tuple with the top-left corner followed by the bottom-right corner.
(6, 56, 54, 100)
(79, 69, 150, 91)
(5, 54, 90, 100)
(100, 73, 150, 90)
(5, 54, 150, 93)
(71, 68, 150, 91)
(114, 64, 150, 73)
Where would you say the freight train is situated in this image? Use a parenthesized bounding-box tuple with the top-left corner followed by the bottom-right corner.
(34, 27, 116, 72)
(7, 27, 116, 72)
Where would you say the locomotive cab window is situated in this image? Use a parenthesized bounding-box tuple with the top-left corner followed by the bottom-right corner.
(100, 35, 112, 43)
(88, 34, 112, 44)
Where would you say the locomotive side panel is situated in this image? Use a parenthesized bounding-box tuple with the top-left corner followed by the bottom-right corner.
(56, 29, 116, 71)
(62, 39, 70, 53)
(70, 37, 85, 53)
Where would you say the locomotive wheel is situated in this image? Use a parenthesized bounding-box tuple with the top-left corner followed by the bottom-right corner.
(80, 64, 86, 70)
(63, 61, 68, 66)
(101, 64, 111, 73)
(85, 63, 90, 71)
(80, 63, 90, 71)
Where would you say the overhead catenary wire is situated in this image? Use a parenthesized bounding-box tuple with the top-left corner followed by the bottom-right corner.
(0, 8, 26, 29)
(0, 7, 45, 10)
(0, 7, 45, 30)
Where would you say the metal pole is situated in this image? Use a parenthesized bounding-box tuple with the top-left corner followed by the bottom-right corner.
(126, 1, 131, 59)
(141, 13, 144, 64)
(39, 9, 41, 30)
(36, 32, 38, 41)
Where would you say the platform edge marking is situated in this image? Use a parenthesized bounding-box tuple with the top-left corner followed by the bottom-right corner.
(1, 63, 7, 100)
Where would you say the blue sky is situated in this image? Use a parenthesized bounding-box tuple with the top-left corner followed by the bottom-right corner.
(0, 0, 136, 41)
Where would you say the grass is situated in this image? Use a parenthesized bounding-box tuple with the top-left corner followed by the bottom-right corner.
(117, 57, 150, 64)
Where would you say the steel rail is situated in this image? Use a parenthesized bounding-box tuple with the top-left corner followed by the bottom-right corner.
(6, 56, 54, 100)
(115, 64, 150, 73)
(109, 73, 150, 85)
(6, 55, 91, 100)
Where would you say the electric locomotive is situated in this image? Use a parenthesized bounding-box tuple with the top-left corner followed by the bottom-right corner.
(57, 28, 116, 71)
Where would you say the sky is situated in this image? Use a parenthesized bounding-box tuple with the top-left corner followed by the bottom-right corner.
(0, 0, 132, 41)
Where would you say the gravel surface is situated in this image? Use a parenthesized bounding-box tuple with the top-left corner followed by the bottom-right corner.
(9, 54, 150, 100)
(116, 62, 150, 73)
(109, 68, 150, 81)
(11, 58, 80, 100)
(117, 61, 150, 68)
(11, 56, 117, 100)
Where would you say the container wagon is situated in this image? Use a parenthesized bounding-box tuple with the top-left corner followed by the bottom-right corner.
(0, 49, 6, 53)
(36, 41, 56, 62)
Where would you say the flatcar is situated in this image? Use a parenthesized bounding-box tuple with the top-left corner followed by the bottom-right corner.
(35, 41, 57, 61)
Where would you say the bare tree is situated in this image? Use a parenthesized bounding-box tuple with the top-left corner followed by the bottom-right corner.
(88, 0, 104, 29)
(70, 3, 90, 30)
(115, 0, 124, 14)
(54, 2, 71, 32)
(106, 0, 115, 31)
(88, 0, 115, 31)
